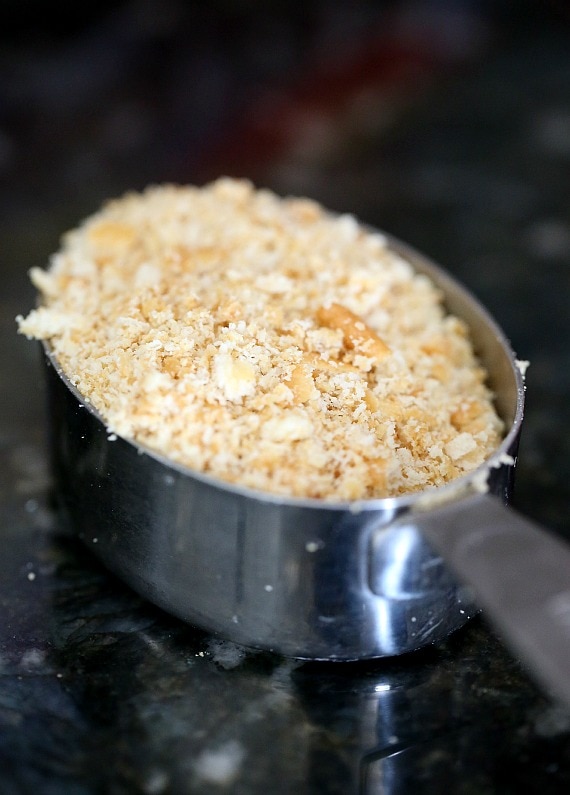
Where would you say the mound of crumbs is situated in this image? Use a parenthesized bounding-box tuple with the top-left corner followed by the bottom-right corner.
(16, 178, 503, 500)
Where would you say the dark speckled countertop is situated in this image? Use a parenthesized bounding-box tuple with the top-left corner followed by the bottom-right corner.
(1, 2, 570, 793)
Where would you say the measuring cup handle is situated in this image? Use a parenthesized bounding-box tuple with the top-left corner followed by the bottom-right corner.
(408, 492, 570, 710)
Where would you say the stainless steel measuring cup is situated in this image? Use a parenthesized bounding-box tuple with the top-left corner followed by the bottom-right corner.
(41, 234, 570, 708)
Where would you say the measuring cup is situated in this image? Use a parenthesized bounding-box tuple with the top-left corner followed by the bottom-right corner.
(41, 233, 570, 708)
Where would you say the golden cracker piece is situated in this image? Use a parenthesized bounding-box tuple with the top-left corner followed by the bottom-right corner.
(316, 303, 390, 362)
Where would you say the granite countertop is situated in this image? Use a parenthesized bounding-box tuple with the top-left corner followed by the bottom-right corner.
(1, 3, 570, 793)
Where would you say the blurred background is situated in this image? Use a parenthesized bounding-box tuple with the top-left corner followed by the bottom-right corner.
(2, 3, 570, 791)
(2, 0, 569, 526)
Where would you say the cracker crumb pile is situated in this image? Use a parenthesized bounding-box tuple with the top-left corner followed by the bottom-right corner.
(17, 178, 503, 500)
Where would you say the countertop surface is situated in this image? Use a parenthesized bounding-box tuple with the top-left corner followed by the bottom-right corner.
(1, 3, 570, 793)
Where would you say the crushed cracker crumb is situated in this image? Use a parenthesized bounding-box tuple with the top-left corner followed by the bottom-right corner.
(16, 177, 504, 500)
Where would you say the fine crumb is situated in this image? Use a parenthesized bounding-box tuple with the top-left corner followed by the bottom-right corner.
(16, 177, 504, 500)
(207, 638, 248, 669)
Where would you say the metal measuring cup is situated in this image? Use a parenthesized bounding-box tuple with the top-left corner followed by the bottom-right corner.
(41, 233, 570, 708)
